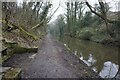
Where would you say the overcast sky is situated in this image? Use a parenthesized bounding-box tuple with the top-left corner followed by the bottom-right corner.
(17, 0, 119, 22)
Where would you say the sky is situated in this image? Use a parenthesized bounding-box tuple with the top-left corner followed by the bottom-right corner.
(17, 0, 119, 22)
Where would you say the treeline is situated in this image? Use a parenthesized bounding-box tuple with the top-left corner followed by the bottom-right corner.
(2, 2, 53, 47)
(49, 1, 120, 47)
(1, 1, 54, 63)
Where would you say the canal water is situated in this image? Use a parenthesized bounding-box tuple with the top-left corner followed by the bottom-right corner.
(59, 36, 119, 78)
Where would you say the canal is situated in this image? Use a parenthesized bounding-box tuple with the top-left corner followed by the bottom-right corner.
(59, 36, 119, 78)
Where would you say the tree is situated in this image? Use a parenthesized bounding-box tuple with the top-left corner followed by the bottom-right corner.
(2, 2, 53, 42)
(82, 11, 93, 27)
(86, 0, 119, 37)
(56, 15, 65, 39)
(77, 2, 85, 28)
(66, 1, 83, 36)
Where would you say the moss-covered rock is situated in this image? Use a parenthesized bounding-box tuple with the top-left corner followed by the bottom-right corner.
(1, 39, 38, 63)
(2, 68, 21, 80)
(12, 46, 38, 54)
(1, 56, 11, 64)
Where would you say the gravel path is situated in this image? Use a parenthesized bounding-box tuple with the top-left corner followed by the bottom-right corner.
(3, 34, 99, 78)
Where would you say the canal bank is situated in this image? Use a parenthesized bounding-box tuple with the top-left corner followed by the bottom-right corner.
(58, 35, 119, 78)
(3, 34, 100, 78)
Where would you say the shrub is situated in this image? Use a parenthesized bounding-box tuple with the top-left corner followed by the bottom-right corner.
(79, 30, 93, 40)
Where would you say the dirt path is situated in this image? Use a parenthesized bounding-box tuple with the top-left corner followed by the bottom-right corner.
(3, 34, 99, 78)
(25, 34, 77, 78)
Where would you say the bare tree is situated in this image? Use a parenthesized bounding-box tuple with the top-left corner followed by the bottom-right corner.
(86, 0, 119, 37)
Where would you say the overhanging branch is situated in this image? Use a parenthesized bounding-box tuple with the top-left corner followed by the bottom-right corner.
(85, 2, 118, 23)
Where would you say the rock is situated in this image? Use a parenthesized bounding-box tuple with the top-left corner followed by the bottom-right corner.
(0, 67, 11, 73)
(2, 68, 21, 80)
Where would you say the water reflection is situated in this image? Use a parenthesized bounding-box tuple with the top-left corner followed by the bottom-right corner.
(99, 61, 119, 78)
(78, 52, 119, 77)
(79, 52, 97, 72)
(59, 36, 119, 78)
(87, 54, 96, 66)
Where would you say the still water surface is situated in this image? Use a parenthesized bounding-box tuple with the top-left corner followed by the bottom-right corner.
(59, 36, 119, 78)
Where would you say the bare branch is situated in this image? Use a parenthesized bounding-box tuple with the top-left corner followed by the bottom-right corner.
(47, 1, 61, 22)
(85, 2, 118, 23)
